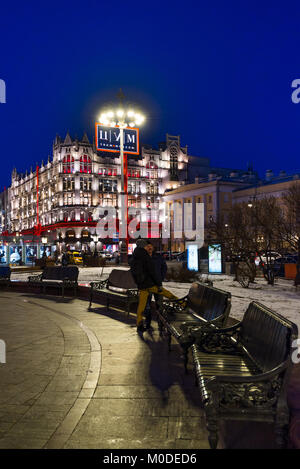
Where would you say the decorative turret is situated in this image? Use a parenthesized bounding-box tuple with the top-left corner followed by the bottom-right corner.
(64, 131, 72, 145)
(82, 132, 90, 144)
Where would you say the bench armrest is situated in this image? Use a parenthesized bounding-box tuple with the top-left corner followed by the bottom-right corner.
(163, 295, 188, 305)
(193, 323, 241, 353)
(127, 289, 139, 298)
(162, 295, 189, 315)
(90, 280, 107, 290)
(203, 361, 290, 408)
(180, 313, 227, 333)
(208, 360, 289, 386)
(63, 278, 77, 286)
(28, 274, 43, 282)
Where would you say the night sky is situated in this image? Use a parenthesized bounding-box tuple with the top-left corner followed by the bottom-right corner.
(1, 1, 300, 190)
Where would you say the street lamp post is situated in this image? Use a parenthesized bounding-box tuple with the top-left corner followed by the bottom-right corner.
(99, 105, 145, 264)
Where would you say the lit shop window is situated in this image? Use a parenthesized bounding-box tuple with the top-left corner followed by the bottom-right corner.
(63, 155, 74, 173)
(99, 179, 118, 192)
(80, 155, 92, 173)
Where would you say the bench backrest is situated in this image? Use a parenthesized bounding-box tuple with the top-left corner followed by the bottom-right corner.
(187, 282, 231, 325)
(107, 269, 137, 292)
(0, 266, 11, 279)
(240, 301, 298, 373)
(42, 266, 79, 281)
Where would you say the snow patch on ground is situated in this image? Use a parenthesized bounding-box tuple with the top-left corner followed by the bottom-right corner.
(11, 267, 300, 332)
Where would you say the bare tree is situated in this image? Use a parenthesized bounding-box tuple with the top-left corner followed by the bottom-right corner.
(208, 197, 284, 287)
(280, 182, 300, 283)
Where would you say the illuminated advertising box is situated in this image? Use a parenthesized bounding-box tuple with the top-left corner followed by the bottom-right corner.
(95, 123, 139, 154)
(187, 244, 199, 271)
(9, 246, 22, 265)
(0, 246, 7, 264)
(208, 244, 222, 274)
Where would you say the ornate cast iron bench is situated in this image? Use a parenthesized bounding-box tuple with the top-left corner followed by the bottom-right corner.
(0, 266, 11, 288)
(157, 282, 231, 372)
(190, 301, 298, 449)
(89, 269, 139, 315)
(28, 266, 78, 297)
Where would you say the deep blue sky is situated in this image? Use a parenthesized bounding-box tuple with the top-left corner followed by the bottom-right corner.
(1, 0, 300, 190)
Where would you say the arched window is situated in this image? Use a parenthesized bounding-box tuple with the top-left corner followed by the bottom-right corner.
(80, 155, 92, 174)
(63, 155, 74, 174)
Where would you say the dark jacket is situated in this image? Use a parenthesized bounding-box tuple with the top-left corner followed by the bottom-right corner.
(130, 246, 162, 289)
(151, 253, 167, 284)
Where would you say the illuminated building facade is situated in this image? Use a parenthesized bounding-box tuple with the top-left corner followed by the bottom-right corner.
(0, 132, 189, 262)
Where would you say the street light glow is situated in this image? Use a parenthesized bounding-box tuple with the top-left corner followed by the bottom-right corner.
(99, 106, 145, 129)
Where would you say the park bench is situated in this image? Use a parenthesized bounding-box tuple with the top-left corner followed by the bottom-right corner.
(190, 301, 298, 449)
(89, 269, 139, 315)
(28, 266, 78, 297)
(157, 282, 231, 372)
(0, 266, 11, 288)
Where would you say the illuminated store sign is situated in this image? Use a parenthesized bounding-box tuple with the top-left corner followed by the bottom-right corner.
(95, 123, 139, 154)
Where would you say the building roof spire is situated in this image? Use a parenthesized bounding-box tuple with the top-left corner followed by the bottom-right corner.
(82, 132, 90, 144)
(64, 131, 72, 144)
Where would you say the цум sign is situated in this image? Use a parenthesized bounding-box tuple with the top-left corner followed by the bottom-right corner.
(95, 123, 139, 154)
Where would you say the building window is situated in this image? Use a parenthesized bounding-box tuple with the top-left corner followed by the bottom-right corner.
(80, 177, 92, 191)
(80, 193, 92, 206)
(99, 179, 117, 192)
(63, 192, 75, 206)
(80, 155, 92, 173)
(128, 169, 140, 178)
(63, 177, 75, 191)
(128, 180, 141, 194)
(146, 181, 159, 194)
(99, 193, 117, 207)
(63, 155, 74, 173)
(128, 195, 141, 207)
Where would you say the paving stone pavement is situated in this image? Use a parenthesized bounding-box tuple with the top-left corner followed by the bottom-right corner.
(0, 292, 277, 449)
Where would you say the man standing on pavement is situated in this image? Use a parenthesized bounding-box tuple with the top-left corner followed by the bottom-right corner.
(130, 239, 178, 335)
(143, 243, 167, 332)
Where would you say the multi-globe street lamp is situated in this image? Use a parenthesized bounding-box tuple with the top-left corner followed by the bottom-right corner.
(98, 106, 145, 262)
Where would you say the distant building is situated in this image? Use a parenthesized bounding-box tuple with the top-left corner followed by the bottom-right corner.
(162, 169, 300, 252)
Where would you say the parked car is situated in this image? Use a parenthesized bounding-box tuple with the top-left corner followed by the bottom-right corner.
(67, 251, 83, 265)
(256, 251, 281, 264)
